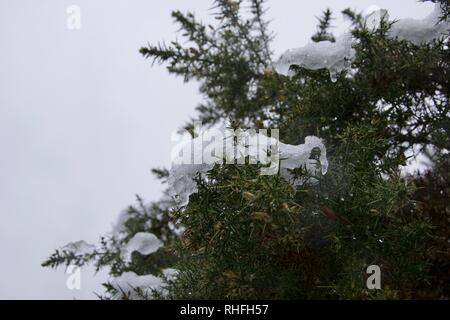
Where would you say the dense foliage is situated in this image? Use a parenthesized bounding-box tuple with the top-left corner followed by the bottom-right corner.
(44, 0, 449, 299)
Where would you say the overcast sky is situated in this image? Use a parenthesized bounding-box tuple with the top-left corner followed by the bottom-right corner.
(0, 0, 434, 299)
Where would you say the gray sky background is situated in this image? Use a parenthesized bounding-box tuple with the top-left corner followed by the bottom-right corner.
(0, 0, 434, 299)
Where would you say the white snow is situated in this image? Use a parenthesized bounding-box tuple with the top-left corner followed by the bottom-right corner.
(389, 4, 449, 45)
(110, 268, 178, 299)
(279, 136, 328, 186)
(364, 5, 383, 17)
(121, 232, 163, 263)
(400, 143, 435, 176)
(275, 4, 449, 80)
(61, 240, 96, 256)
(110, 271, 163, 299)
(365, 7, 389, 31)
(275, 33, 355, 82)
(168, 129, 328, 206)
(162, 268, 178, 282)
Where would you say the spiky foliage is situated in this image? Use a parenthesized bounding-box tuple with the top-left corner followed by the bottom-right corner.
(311, 9, 336, 43)
(139, 0, 273, 128)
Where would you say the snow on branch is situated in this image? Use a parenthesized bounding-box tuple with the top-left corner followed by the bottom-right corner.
(168, 126, 328, 207)
(275, 4, 449, 80)
(121, 232, 163, 264)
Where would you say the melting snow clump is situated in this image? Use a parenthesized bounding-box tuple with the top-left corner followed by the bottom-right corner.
(110, 272, 163, 299)
(162, 268, 178, 282)
(61, 240, 96, 256)
(389, 4, 450, 45)
(275, 4, 449, 80)
(121, 232, 163, 263)
(279, 136, 328, 186)
(275, 33, 355, 82)
(110, 268, 178, 299)
(168, 129, 328, 207)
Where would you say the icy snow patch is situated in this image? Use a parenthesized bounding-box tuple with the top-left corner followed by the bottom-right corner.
(275, 33, 354, 82)
(110, 272, 163, 299)
(62, 240, 96, 256)
(279, 136, 328, 186)
(168, 129, 328, 207)
(364, 6, 389, 31)
(121, 232, 163, 263)
(400, 144, 435, 176)
(275, 4, 449, 80)
(162, 268, 178, 282)
(390, 4, 449, 45)
(110, 268, 178, 299)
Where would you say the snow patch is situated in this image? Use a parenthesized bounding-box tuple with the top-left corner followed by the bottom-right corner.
(110, 272, 163, 299)
(279, 136, 328, 186)
(110, 268, 178, 299)
(275, 33, 354, 82)
(390, 4, 449, 45)
(162, 268, 178, 282)
(61, 240, 95, 256)
(168, 129, 328, 206)
(121, 232, 163, 263)
(275, 4, 449, 80)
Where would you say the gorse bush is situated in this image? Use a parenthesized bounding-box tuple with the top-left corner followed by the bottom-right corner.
(43, 0, 450, 299)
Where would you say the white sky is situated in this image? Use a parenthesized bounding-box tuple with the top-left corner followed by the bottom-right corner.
(0, 0, 434, 299)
